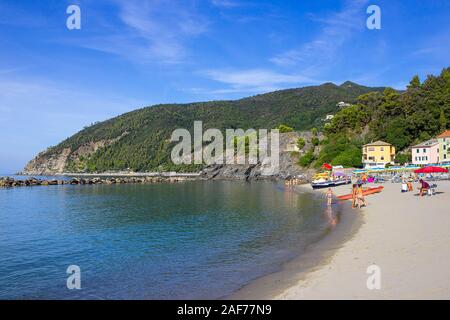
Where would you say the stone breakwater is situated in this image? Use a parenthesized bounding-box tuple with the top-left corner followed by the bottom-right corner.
(0, 176, 195, 188)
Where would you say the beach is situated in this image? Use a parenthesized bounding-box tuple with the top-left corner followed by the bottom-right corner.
(276, 180, 450, 299)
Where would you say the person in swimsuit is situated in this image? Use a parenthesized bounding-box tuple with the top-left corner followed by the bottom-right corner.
(351, 184, 357, 208)
(356, 184, 366, 208)
(326, 188, 333, 206)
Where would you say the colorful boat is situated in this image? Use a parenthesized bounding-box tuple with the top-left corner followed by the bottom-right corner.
(310, 172, 351, 189)
(337, 186, 384, 200)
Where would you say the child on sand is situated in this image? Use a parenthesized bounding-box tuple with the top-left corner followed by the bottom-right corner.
(326, 188, 333, 206)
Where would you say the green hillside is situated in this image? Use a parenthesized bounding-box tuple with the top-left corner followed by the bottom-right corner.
(34, 81, 385, 173)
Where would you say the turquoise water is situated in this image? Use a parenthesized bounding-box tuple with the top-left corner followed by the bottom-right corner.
(0, 180, 339, 299)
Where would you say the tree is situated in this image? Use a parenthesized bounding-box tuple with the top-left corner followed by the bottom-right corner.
(440, 108, 447, 132)
(385, 119, 411, 150)
(395, 152, 411, 165)
(407, 75, 421, 89)
(277, 124, 294, 133)
(311, 127, 318, 136)
(331, 146, 362, 168)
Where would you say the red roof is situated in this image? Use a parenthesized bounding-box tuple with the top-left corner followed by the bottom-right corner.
(437, 130, 450, 138)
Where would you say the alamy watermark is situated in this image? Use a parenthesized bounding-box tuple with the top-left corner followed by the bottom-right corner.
(66, 5, 81, 30)
(170, 121, 280, 174)
(366, 5, 381, 30)
(67, 265, 81, 290)
(366, 264, 381, 290)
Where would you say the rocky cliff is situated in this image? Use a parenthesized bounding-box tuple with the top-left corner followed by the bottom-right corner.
(22, 131, 319, 180)
(22, 133, 128, 175)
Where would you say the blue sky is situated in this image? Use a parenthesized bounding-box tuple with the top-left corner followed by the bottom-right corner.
(0, 0, 449, 173)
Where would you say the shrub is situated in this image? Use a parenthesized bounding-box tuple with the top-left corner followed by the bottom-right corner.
(297, 137, 306, 150)
(395, 152, 411, 165)
(277, 124, 294, 133)
(330, 145, 362, 167)
(311, 137, 320, 146)
(299, 151, 316, 167)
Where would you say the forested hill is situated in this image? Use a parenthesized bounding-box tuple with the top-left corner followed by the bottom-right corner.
(311, 67, 450, 168)
(23, 81, 386, 174)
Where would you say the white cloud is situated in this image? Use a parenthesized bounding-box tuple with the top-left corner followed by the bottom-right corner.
(199, 68, 319, 94)
(270, 0, 369, 69)
(0, 76, 146, 124)
(210, 0, 240, 8)
(67, 0, 209, 64)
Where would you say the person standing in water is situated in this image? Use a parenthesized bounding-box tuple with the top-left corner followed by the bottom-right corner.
(326, 188, 334, 206)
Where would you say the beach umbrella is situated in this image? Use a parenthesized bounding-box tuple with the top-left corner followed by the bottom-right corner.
(414, 166, 448, 174)
(322, 163, 332, 170)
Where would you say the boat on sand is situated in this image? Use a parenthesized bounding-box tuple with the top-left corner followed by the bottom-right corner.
(337, 186, 384, 200)
(310, 172, 351, 189)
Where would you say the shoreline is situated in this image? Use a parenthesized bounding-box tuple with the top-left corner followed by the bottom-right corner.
(14, 172, 202, 178)
(229, 183, 362, 299)
(276, 181, 450, 299)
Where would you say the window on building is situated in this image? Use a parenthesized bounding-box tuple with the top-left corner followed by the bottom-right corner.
(380, 147, 384, 151)
(381, 156, 384, 161)
(368, 147, 374, 151)
(416, 149, 420, 153)
(423, 148, 426, 153)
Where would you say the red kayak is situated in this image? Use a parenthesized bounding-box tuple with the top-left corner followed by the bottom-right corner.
(337, 186, 384, 201)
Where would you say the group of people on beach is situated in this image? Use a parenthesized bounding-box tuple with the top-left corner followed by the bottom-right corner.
(284, 176, 303, 186)
(400, 176, 434, 196)
(325, 184, 366, 208)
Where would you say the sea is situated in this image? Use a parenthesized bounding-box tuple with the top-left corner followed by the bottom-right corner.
(0, 177, 342, 299)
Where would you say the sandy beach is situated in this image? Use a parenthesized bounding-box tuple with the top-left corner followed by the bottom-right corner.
(276, 180, 450, 299)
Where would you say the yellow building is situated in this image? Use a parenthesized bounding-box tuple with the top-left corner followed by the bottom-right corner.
(437, 130, 450, 163)
(362, 141, 396, 168)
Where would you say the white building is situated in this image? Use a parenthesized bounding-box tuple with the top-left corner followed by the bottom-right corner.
(411, 139, 440, 165)
(337, 101, 350, 108)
